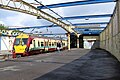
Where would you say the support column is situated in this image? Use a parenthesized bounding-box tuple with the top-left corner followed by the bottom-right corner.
(77, 34, 80, 48)
(79, 35, 83, 48)
(67, 33, 70, 50)
(77, 38, 79, 48)
(0, 36, 1, 50)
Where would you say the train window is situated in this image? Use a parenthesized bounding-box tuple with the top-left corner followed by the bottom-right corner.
(38, 41, 40, 46)
(41, 42, 44, 47)
(45, 42, 48, 46)
(62, 43, 64, 46)
(45, 42, 47, 46)
(14, 38, 20, 45)
(33, 40, 36, 47)
(49, 42, 51, 46)
(22, 38, 28, 45)
(62, 43, 65, 46)
(54, 42, 56, 46)
(52, 42, 54, 46)
(46, 42, 48, 46)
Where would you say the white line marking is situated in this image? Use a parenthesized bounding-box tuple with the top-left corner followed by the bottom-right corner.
(0, 66, 20, 71)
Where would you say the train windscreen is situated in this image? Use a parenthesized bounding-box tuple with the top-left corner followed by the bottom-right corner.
(14, 38, 28, 45)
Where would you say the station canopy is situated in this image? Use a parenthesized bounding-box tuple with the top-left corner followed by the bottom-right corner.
(0, 0, 116, 36)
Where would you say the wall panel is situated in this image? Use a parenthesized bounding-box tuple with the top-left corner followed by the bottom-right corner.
(112, 14, 117, 36)
(118, 1, 120, 33)
(100, 1, 120, 61)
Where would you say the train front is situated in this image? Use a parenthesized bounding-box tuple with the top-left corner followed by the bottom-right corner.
(12, 34, 29, 58)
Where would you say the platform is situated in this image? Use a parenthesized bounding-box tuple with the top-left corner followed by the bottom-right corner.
(35, 49, 120, 80)
(0, 48, 120, 80)
(0, 50, 12, 61)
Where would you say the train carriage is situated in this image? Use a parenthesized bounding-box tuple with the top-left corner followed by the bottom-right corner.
(29, 37, 45, 54)
(12, 34, 67, 58)
(44, 38, 49, 52)
(62, 40, 68, 50)
(48, 39, 57, 51)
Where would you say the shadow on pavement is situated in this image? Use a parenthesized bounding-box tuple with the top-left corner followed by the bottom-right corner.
(34, 49, 120, 80)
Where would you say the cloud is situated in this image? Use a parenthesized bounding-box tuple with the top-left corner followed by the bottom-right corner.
(0, 10, 52, 27)
(0, 20, 5, 25)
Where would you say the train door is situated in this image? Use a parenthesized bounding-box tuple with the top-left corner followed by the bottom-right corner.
(39, 38, 44, 50)
(44, 39, 49, 51)
(33, 40, 36, 48)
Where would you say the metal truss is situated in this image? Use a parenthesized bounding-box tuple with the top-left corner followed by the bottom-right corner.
(0, 0, 78, 35)
(9, 22, 108, 30)
(38, 33, 66, 35)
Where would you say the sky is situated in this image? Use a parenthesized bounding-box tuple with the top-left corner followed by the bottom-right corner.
(0, 0, 116, 34)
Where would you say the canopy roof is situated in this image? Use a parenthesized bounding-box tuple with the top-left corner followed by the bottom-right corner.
(2, 0, 116, 36)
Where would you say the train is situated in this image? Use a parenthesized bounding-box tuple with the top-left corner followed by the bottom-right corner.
(12, 34, 68, 58)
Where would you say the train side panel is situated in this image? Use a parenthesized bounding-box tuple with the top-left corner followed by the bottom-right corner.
(29, 38, 45, 54)
(62, 40, 68, 50)
(48, 39, 57, 51)
(44, 38, 49, 52)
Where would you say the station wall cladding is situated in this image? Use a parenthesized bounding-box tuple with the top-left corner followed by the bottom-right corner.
(100, 0, 120, 61)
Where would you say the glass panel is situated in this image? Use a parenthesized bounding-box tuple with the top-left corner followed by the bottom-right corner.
(22, 38, 28, 45)
(52, 42, 54, 46)
(41, 42, 44, 46)
(38, 41, 40, 46)
(49, 42, 51, 46)
(33, 40, 36, 47)
(54, 42, 56, 46)
(14, 38, 20, 45)
(14, 38, 28, 45)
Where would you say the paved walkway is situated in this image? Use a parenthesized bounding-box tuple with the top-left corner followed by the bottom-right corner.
(0, 48, 90, 80)
(35, 49, 120, 80)
(0, 50, 12, 61)
(0, 49, 120, 80)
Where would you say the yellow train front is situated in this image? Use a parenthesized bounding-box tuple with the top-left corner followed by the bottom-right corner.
(12, 34, 30, 58)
